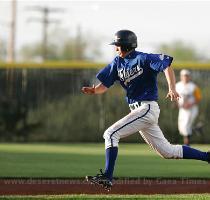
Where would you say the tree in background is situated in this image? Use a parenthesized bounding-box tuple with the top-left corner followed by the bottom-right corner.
(156, 40, 207, 62)
(19, 26, 101, 62)
(59, 26, 88, 61)
(19, 43, 45, 62)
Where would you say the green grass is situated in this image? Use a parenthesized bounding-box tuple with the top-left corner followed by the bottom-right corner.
(1, 194, 210, 200)
(0, 143, 209, 178)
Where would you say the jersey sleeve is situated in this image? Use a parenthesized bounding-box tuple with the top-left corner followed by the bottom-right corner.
(96, 58, 118, 88)
(146, 53, 173, 72)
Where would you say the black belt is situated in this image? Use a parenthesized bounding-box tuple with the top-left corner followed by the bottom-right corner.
(129, 101, 142, 111)
(129, 100, 156, 111)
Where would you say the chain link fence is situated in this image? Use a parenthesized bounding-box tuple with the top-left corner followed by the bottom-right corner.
(0, 65, 209, 143)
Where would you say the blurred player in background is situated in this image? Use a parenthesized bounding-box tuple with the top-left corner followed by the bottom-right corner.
(176, 69, 201, 145)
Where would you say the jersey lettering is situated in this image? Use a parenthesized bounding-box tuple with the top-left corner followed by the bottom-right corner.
(118, 64, 143, 85)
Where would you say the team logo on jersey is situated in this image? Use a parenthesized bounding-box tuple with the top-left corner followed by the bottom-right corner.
(158, 54, 170, 61)
(118, 64, 143, 85)
(159, 54, 164, 60)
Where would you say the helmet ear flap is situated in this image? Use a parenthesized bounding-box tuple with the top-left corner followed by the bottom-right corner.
(121, 45, 134, 52)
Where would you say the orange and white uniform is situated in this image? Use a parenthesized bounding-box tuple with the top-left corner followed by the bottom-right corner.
(176, 81, 201, 136)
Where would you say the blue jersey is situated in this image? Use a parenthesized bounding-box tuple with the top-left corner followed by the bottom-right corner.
(96, 50, 173, 104)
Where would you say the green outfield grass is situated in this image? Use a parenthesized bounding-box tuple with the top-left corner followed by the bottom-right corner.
(0, 143, 209, 178)
(1, 194, 210, 200)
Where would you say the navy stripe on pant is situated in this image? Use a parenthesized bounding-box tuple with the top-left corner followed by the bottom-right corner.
(110, 104, 151, 147)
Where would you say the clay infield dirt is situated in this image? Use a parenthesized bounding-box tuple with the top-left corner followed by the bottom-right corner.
(0, 178, 210, 195)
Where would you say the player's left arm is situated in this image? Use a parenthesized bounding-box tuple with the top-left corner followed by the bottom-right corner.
(194, 86, 202, 104)
(164, 66, 180, 101)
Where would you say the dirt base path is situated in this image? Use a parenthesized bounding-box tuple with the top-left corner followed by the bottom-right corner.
(0, 178, 210, 195)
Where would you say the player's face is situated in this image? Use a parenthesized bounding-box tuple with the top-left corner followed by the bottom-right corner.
(181, 74, 190, 83)
(115, 46, 127, 58)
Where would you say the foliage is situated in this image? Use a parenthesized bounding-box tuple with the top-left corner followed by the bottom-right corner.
(26, 86, 139, 142)
(0, 68, 209, 143)
(156, 40, 207, 62)
(19, 27, 101, 62)
(26, 71, 209, 144)
(0, 97, 30, 142)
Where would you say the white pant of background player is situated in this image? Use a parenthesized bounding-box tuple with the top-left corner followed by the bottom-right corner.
(103, 101, 183, 159)
(178, 106, 198, 136)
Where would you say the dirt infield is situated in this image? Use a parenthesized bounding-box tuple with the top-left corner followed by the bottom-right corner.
(0, 178, 210, 195)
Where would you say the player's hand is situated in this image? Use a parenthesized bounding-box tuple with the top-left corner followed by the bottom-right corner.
(81, 85, 95, 94)
(166, 89, 180, 101)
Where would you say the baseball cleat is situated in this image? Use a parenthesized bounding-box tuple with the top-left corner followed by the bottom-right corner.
(86, 169, 112, 191)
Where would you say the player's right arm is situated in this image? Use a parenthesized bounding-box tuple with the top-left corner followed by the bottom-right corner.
(82, 57, 118, 95)
(82, 83, 108, 95)
(82, 58, 118, 95)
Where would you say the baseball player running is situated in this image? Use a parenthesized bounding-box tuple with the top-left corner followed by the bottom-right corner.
(176, 69, 201, 145)
(82, 30, 210, 190)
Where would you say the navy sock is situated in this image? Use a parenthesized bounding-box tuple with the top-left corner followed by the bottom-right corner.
(104, 147, 118, 181)
(182, 145, 208, 162)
